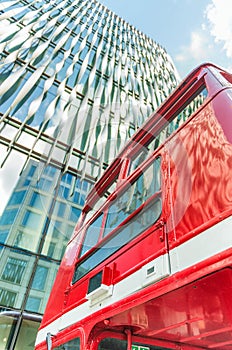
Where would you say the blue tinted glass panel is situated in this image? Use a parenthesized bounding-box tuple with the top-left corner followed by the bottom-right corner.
(28, 165, 37, 177)
(25, 296, 41, 313)
(8, 191, 26, 205)
(29, 192, 46, 210)
(22, 210, 41, 229)
(0, 230, 8, 244)
(31, 266, 48, 290)
(70, 206, 81, 222)
(0, 209, 19, 226)
(1, 257, 27, 284)
(0, 289, 16, 307)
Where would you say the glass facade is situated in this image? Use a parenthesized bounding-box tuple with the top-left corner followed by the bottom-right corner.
(0, 0, 179, 348)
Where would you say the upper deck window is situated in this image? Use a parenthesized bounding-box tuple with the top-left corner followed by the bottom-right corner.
(104, 157, 161, 235)
(129, 86, 208, 174)
(80, 213, 103, 256)
(73, 157, 161, 283)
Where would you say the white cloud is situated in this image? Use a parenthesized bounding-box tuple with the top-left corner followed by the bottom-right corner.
(174, 0, 232, 76)
(205, 0, 232, 58)
(174, 28, 215, 77)
(175, 30, 211, 63)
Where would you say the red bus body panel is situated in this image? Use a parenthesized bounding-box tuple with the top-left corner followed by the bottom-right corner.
(36, 64, 232, 350)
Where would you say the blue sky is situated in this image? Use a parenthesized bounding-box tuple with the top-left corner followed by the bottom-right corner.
(100, 0, 232, 78)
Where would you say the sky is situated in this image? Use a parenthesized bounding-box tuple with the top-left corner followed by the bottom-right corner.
(100, 0, 232, 78)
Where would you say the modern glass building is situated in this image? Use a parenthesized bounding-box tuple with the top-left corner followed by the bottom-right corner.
(0, 0, 179, 348)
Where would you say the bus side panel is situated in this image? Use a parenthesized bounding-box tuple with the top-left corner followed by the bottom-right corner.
(66, 223, 168, 309)
(167, 92, 232, 247)
(40, 237, 79, 326)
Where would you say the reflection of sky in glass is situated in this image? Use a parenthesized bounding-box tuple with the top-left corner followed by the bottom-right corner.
(0, 150, 26, 215)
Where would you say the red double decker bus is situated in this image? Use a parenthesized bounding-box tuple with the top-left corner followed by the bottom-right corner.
(36, 63, 232, 350)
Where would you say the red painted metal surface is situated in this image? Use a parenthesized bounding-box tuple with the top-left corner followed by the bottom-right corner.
(36, 64, 232, 350)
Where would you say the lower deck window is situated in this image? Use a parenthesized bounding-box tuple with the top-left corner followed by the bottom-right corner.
(98, 338, 171, 350)
(54, 337, 80, 349)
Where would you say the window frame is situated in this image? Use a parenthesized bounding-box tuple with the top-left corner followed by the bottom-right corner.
(73, 155, 162, 284)
(91, 330, 179, 350)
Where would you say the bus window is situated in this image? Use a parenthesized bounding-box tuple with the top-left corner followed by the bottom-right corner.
(104, 157, 161, 235)
(72, 158, 161, 284)
(73, 198, 161, 284)
(98, 338, 172, 350)
(53, 337, 80, 349)
(129, 86, 208, 174)
(73, 198, 161, 283)
(80, 213, 104, 256)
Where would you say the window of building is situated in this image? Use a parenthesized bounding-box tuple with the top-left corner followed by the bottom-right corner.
(33, 83, 58, 129)
(67, 224, 75, 239)
(28, 164, 36, 177)
(51, 220, 63, 239)
(31, 265, 48, 291)
(45, 51, 64, 77)
(0, 209, 19, 226)
(58, 185, 69, 200)
(73, 187, 87, 206)
(0, 63, 26, 116)
(79, 45, 89, 61)
(36, 178, 52, 192)
(69, 206, 81, 222)
(18, 38, 40, 62)
(0, 289, 17, 308)
(8, 191, 26, 206)
(0, 313, 18, 349)
(13, 229, 39, 252)
(0, 62, 14, 84)
(0, 230, 8, 244)
(14, 231, 23, 247)
(54, 201, 66, 218)
(10, 73, 45, 125)
(29, 192, 47, 210)
(43, 164, 58, 178)
(61, 172, 73, 185)
(42, 25, 55, 40)
(14, 317, 41, 349)
(25, 296, 41, 313)
(22, 210, 41, 229)
(70, 40, 82, 56)
(47, 242, 56, 258)
(1, 258, 27, 284)
(33, 19, 48, 32)
(56, 57, 73, 82)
